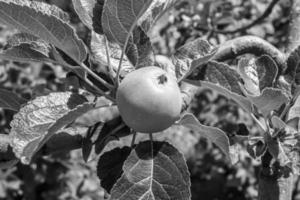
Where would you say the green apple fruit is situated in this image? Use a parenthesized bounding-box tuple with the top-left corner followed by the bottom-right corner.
(116, 66, 182, 133)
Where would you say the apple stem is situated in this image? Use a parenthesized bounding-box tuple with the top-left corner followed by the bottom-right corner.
(149, 132, 153, 142)
(158, 74, 168, 84)
(131, 131, 137, 148)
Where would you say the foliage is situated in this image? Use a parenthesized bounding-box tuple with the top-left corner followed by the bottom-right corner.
(0, 0, 300, 200)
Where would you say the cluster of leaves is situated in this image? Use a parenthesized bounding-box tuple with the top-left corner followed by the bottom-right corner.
(0, 0, 300, 200)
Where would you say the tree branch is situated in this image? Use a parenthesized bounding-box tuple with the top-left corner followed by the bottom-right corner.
(208, 0, 280, 34)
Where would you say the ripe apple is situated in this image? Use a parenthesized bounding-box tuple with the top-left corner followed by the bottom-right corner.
(116, 66, 182, 133)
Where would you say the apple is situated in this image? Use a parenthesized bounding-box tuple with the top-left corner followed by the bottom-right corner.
(116, 66, 182, 133)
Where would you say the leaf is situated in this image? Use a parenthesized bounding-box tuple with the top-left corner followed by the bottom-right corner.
(125, 26, 155, 68)
(0, 0, 87, 63)
(139, 0, 177, 33)
(255, 55, 278, 91)
(172, 38, 214, 79)
(0, 32, 56, 63)
(238, 58, 260, 96)
(82, 122, 104, 162)
(288, 95, 300, 123)
(90, 32, 133, 76)
(155, 55, 176, 77)
(101, 0, 155, 68)
(286, 117, 299, 131)
(110, 141, 191, 200)
(97, 147, 131, 193)
(0, 45, 53, 63)
(266, 135, 291, 166)
(286, 45, 300, 83)
(75, 97, 120, 127)
(248, 88, 289, 117)
(94, 116, 131, 155)
(72, 0, 96, 30)
(185, 80, 253, 113)
(271, 115, 286, 130)
(9, 92, 94, 164)
(178, 113, 231, 162)
(72, 0, 104, 33)
(102, 0, 152, 47)
(206, 61, 243, 95)
(246, 137, 266, 159)
(0, 89, 27, 111)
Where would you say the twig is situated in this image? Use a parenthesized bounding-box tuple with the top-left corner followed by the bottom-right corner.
(80, 62, 114, 90)
(197, 0, 280, 35)
(131, 131, 137, 148)
(104, 36, 116, 83)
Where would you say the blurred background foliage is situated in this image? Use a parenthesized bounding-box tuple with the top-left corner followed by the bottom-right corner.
(0, 0, 299, 200)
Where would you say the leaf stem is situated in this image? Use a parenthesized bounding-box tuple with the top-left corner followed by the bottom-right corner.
(131, 131, 137, 148)
(115, 21, 139, 87)
(104, 36, 116, 83)
(84, 78, 115, 102)
(80, 62, 114, 90)
(251, 113, 267, 133)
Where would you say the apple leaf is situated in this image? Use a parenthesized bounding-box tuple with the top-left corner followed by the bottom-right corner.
(185, 80, 253, 113)
(90, 32, 133, 77)
(172, 38, 214, 79)
(101, 0, 158, 68)
(0, 44, 54, 63)
(72, 0, 96, 30)
(0, 0, 87, 63)
(155, 55, 176, 77)
(271, 115, 286, 131)
(286, 45, 300, 84)
(178, 113, 231, 162)
(97, 147, 132, 193)
(288, 95, 300, 123)
(82, 122, 104, 162)
(139, 0, 177, 33)
(102, 0, 152, 47)
(9, 92, 95, 164)
(94, 116, 131, 155)
(75, 97, 120, 127)
(72, 0, 104, 34)
(0, 32, 57, 63)
(238, 58, 260, 96)
(248, 88, 289, 117)
(0, 89, 27, 111)
(266, 134, 291, 167)
(206, 61, 243, 95)
(125, 27, 155, 68)
(255, 55, 278, 91)
(110, 141, 191, 200)
(246, 137, 266, 159)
